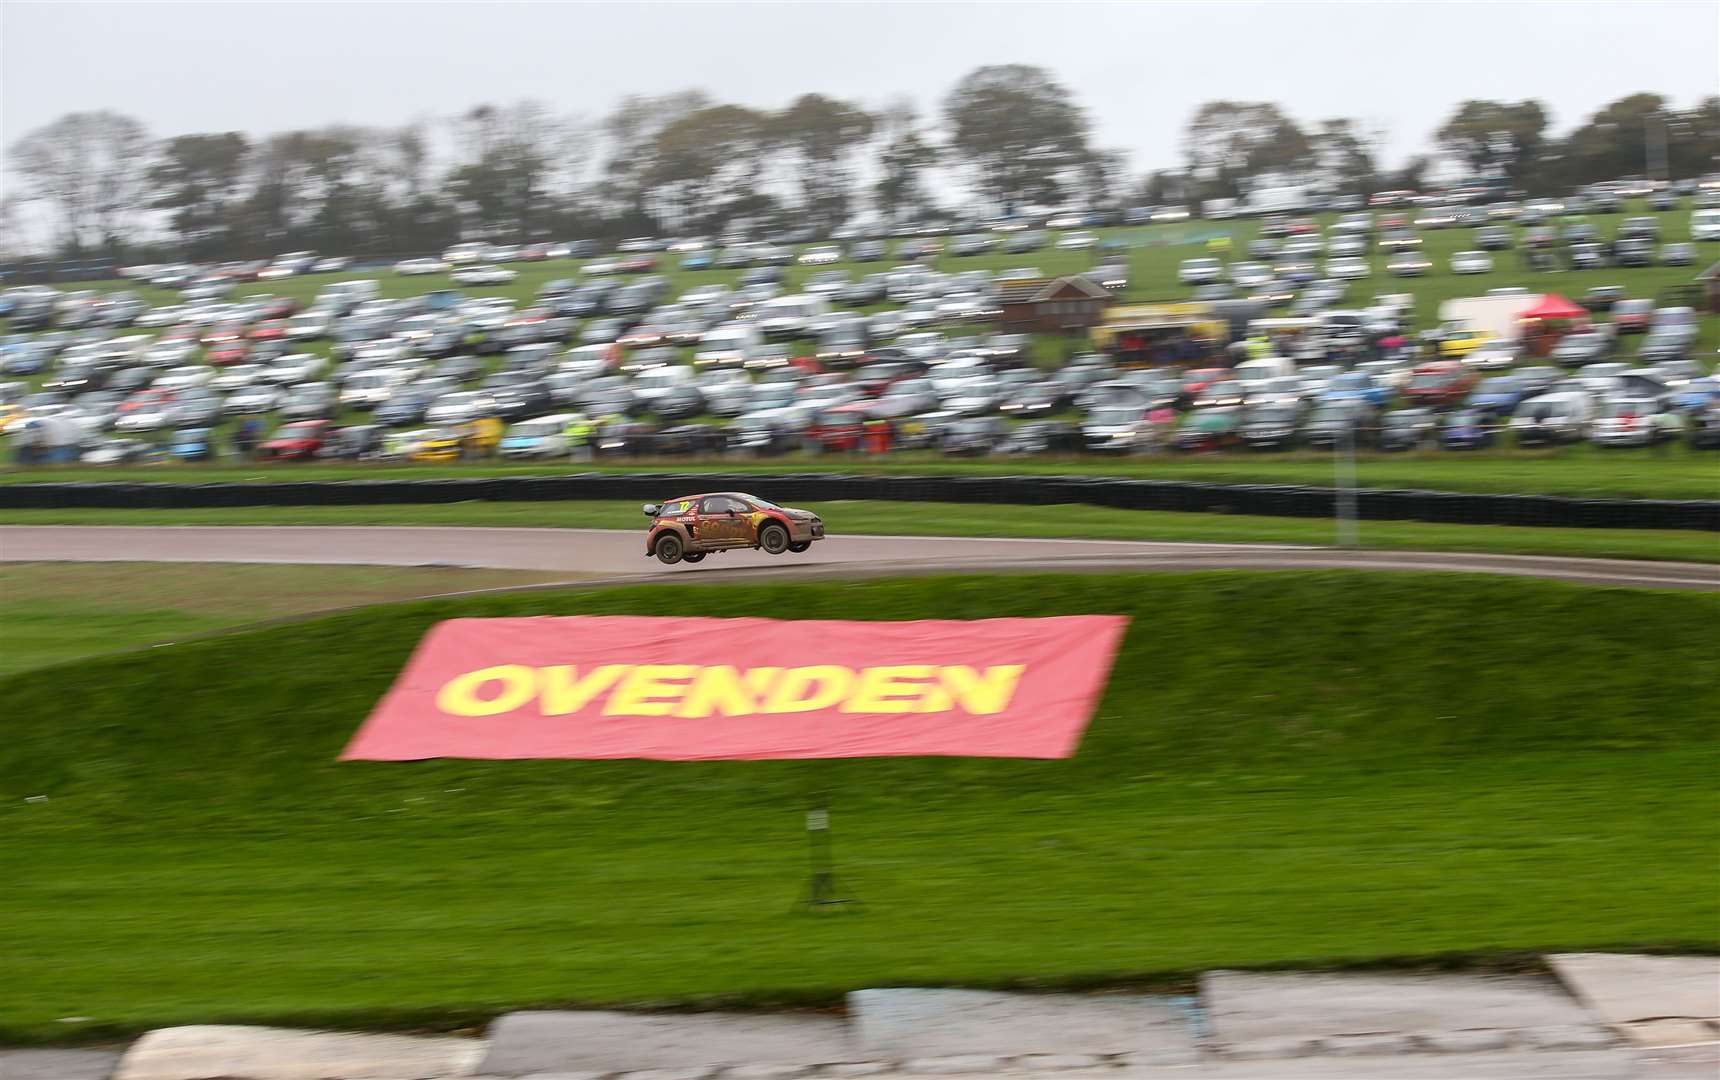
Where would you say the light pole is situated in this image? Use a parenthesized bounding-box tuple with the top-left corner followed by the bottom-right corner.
(1646, 112, 1670, 184)
(1335, 418, 1359, 548)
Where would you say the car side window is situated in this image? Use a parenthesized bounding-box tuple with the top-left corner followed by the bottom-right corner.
(701, 497, 741, 514)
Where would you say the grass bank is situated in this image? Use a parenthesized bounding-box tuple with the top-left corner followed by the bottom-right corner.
(3, 500, 1717, 563)
(0, 562, 572, 677)
(2, 572, 1716, 1041)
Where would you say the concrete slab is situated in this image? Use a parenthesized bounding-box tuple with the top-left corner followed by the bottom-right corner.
(1549, 954, 1720, 1031)
(1622, 1020, 1720, 1048)
(848, 988, 1197, 1059)
(0, 1048, 124, 1080)
(1200, 970, 1602, 1052)
(867, 1049, 1640, 1078)
(476, 1011, 853, 1077)
(113, 1025, 482, 1080)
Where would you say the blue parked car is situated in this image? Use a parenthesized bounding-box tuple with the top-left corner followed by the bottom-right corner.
(0, 344, 49, 375)
(680, 251, 715, 271)
(1671, 377, 1720, 414)
(1441, 410, 1497, 450)
(1321, 372, 1391, 409)
(169, 427, 215, 461)
(1467, 375, 1530, 416)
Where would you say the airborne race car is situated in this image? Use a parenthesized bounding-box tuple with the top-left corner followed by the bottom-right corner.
(643, 492, 826, 565)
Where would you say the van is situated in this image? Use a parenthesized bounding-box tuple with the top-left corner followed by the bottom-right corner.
(693, 321, 763, 367)
(755, 295, 830, 341)
(1233, 357, 1296, 382)
(1690, 208, 1720, 242)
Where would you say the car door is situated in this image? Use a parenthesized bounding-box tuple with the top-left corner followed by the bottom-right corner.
(696, 496, 750, 546)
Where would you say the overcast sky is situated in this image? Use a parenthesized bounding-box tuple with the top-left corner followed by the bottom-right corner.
(4, 1, 1718, 174)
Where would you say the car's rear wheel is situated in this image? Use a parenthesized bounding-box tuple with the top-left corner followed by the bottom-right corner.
(758, 523, 790, 555)
(787, 541, 811, 553)
(654, 533, 684, 565)
(681, 552, 706, 563)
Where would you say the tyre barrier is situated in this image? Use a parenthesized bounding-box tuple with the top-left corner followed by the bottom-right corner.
(3, 474, 1717, 531)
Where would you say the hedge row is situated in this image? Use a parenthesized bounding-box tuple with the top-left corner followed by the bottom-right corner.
(5, 474, 1717, 531)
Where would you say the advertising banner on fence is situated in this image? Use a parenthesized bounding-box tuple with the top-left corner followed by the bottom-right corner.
(341, 614, 1128, 761)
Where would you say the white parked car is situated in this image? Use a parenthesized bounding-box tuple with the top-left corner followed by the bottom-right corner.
(1326, 257, 1370, 280)
(451, 264, 517, 286)
(1178, 257, 1226, 285)
(797, 245, 843, 265)
(263, 353, 326, 385)
(153, 365, 216, 392)
(425, 390, 494, 425)
(339, 369, 410, 408)
(443, 241, 487, 265)
(1589, 398, 1684, 448)
(225, 385, 285, 414)
(1055, 231, 1097, 250)
(286, 311, 333, 340)
(395, 257, 450, 276)
(1387, 251, 1431, 277)
(210, 364, 268, 392)
(1450, 250, 1494, 275)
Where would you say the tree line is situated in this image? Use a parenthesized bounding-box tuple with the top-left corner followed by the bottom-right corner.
(6, 65, 1717, 262)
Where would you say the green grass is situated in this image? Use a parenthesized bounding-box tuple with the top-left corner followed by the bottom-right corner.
(7, 442, 1720, 500)
(0, 562, 573, 677)
(4, 499, 1718, 563)
(1, 572, 1716, 1042)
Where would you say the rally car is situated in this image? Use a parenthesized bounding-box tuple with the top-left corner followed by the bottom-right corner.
(642, 492, 825, 565)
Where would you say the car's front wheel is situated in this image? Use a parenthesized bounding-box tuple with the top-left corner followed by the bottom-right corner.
(654, 533, 684, 565)
(758, 523, 790, 554)
(787, 541, 811, 553)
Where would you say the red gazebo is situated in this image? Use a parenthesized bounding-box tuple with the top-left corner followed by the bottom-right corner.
(1518, 293, 1589, 357)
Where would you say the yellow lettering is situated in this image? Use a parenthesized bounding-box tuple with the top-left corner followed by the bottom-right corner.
(603, 664, 698, 716)
(675, 666, 780, 718)
(938, 665, 1026, 714)
(436, 664, 537, 717)
(842, 665, 937, 713)
(762, 665, 855, 713)
(539, 664, 630, 715)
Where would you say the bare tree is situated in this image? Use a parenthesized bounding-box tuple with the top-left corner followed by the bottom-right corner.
(8, 111, 151, 252)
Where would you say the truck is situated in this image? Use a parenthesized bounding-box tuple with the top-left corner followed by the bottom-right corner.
(1436, 294, 1545, 346)
(1246, 186, 1310, 216)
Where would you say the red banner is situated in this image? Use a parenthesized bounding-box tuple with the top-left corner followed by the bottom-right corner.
(341, 615, 1128, 761)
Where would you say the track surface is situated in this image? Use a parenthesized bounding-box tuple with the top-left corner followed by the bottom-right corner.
(3, 525, 1717, 590)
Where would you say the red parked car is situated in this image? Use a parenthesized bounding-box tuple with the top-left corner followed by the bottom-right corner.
(1404, 361, 1479, 409)
(250, 319, 289, 341)
(258, 419, 332, 461)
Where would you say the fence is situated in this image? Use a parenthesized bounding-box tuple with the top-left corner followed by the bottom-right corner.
(5, 474, 1717, 531)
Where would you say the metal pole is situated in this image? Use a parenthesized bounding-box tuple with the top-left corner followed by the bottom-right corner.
(1336, 421, 1359, 549)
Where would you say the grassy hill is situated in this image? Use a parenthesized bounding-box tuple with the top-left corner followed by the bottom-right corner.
(2, 571, 1715, 1041)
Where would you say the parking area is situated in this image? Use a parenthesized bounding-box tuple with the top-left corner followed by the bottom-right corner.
(2, 185, 1717, 468)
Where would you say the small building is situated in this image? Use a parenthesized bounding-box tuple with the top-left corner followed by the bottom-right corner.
(996, 275, 1111, 335)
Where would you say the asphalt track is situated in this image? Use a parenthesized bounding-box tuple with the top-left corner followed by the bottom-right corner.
(3, 525, 1718, 590)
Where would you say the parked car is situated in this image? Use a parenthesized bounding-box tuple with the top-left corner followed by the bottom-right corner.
(257, 419, 333, 460)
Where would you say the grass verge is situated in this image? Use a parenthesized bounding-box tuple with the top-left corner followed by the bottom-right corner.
(5, 444, 1720, 500)
(0, 562, 573, 677)
(2, 571, 1716, 1042)
(3, 500, 1718, 563)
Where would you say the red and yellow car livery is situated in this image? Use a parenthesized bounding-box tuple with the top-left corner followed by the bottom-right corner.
(643, 492, 825, 565)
